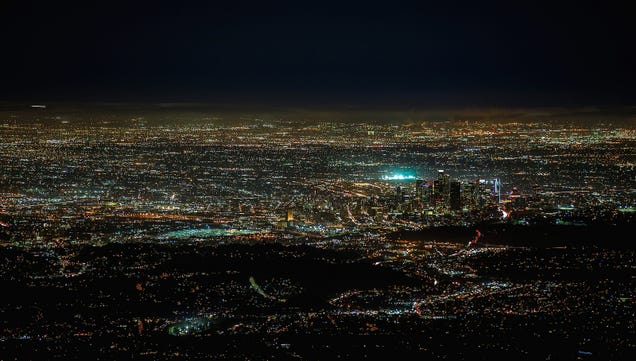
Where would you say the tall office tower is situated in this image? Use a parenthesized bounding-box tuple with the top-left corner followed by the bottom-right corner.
(415, 179, 430, 207)
(465, 179, 489, 208)
(493, 178, 501, 203)
(433, 170, 450, 207)
(463, 179, 480, 209)
(450, 180, 461, 210)
(415, 179, 424, 200)
(286, 209, 294, 222)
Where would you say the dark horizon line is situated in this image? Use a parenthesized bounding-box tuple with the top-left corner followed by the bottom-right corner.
(1, 100, 635, 123)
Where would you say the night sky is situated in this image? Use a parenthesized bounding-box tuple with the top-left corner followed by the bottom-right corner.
(1, 1, 634, 108)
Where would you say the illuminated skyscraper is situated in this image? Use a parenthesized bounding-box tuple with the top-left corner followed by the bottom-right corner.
(493, 178, 502, 203)
(415, 179, 429, 206)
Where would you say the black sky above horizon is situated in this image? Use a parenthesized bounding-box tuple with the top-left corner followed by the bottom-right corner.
(1, 1, 634, 108)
